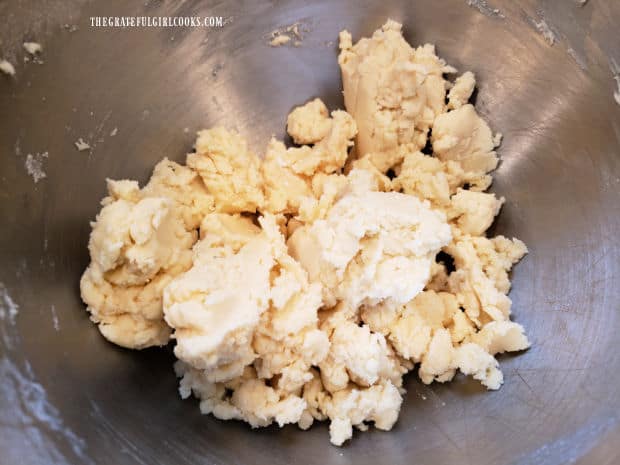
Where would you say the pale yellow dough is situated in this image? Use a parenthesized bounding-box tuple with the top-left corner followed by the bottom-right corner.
(262, 105, 357, 215)
(80, 163, 203, 349)
(338, 20, 455, 158)
(188, 127, 264, 214)
(81, 19, 530, 446)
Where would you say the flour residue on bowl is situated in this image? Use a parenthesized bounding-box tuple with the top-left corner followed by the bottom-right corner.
(0, 283, 19, 323)
(51, 304, 60, 331)
(0, 356, 92, 464)
(465, 0, 505, 19)
(610, 59, 620, 106)
(0, 283, 92, 465)
(25, 152, 48, 183)
(268, 21, 306, 47)
(567, 47, 587, 71)
(61, 23, 79, 32)
(534, 19, 556, 46)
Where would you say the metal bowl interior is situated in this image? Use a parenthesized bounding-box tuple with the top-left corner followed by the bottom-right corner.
(0, 1, 619, 464)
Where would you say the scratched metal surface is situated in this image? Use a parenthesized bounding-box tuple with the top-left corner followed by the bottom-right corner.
(1, 0, 619, 464)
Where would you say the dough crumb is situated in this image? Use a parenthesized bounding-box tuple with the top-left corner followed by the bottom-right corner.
(270, 35, 291, 47)
(269, 22, 304, 47)
(75, 138, 91, 151)
(448, 71, 476, 110)
(23, 42, 43, 55)
(0, 59, 16, 76)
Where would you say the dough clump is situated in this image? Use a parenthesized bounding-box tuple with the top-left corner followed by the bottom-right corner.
(81, 20, 529, 446)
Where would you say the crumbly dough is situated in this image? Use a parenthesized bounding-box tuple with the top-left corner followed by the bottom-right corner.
(80, 176, 197, 349)
(142, 158, 215, 230)
(81, 19, 530, 446)
(448, 71, 476, 110)
(338, 20, 455, 158)
(286, 98, 333, 145)
(432, 104, 501, 189)
(188, 127, 264, 214)
(261, 106, 356, 215)
(288, 189, 452, 308)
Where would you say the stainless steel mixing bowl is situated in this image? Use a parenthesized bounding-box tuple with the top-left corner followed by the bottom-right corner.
(1, 1, 619, 464)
